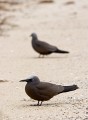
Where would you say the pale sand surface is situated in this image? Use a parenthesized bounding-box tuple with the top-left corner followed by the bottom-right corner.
(0, 0, 88, 119)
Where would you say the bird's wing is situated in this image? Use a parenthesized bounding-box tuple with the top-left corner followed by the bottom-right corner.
(36, 40, 57, 52)
(36, 82, 64, 97)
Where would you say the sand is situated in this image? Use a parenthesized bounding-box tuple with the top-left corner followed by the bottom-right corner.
(0, 0, 88, 119)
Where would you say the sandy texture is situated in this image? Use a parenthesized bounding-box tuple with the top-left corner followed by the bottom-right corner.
(0, 0, 88, 119)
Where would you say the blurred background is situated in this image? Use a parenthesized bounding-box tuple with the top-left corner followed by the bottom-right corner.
(0, 0, 88, 119)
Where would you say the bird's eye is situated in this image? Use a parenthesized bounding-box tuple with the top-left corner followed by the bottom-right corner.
(29, 79, 33, 82)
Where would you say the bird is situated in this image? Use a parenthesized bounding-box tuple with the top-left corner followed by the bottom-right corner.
(20, 75, 78, 106)
(30, 33, 69, 58)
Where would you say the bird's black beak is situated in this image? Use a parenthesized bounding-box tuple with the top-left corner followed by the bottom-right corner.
(19, 79, 28, 82)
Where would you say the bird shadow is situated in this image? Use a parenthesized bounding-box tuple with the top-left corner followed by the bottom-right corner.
(19, 101, 69, 108)
(30, 56, 69, 59)
(24, 54, 82, 60)
(0, 79, 9, 83)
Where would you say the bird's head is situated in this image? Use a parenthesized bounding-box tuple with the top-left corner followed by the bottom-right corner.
(19, 75, 40, 84)
(30, 33, 38, 39)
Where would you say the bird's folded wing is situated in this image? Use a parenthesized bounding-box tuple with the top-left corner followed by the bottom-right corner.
(36, 82, 64, 97)
(36, 40, 57, 52)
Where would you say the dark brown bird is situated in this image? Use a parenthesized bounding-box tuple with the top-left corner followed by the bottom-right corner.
(20, 75, 78, 106)
(30, 33, 69, 57)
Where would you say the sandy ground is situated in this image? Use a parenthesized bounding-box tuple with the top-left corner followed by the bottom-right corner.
(0, 0, 88, 119)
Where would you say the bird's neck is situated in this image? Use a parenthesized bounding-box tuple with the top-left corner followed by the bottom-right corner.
(32, 37, 38, 41)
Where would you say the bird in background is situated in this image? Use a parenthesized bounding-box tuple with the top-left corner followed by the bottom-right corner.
(20, 75, 78, 106)
(30, 33, 69, 58)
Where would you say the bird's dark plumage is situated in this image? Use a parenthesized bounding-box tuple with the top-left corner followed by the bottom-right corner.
(20, 75, 78, 106)
(30, 33, 69, 57)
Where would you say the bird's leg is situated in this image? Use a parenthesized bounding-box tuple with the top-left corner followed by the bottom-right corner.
(37, 101, 42, 106)
(38, 54, 44, 58)
(42, 55, 44, 58)
(38, 54, 41, 58)
(39, 101, 43, 106)
(37, 101, 40, 106)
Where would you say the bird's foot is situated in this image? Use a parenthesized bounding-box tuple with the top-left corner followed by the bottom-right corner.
(38, 54, 41, 58)
(38, 54, 44, 58)
(37, 101, 42, 106)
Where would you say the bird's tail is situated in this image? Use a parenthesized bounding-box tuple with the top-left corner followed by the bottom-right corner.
(55, 49, 69, 54)
(62, 85, 78, 93)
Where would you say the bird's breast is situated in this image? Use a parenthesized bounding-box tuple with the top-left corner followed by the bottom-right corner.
(32, 40, 51, 55)
(25, 84, 41, 101)
(25, 84, 51, 101)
